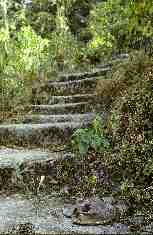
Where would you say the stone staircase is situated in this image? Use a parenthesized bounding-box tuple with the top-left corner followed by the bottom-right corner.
(0, 67, 111, 187)
(0, 62, 135, 234)
(0, 66, 114, 234)
(0, 66, 110, 148)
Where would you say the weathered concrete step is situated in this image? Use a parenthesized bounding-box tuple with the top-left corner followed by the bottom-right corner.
(23, 113, 96, 124)
(0, 147, 60, 169)
(33, 93, 96, 105)
(0, 147, 69, 189)
(30, 102, 94, 114)
(47, 93, 96, 105)
(56, 55, 129, 82)
(0, 193, 130, 234)
(39, 77, 98, 95)
(57, 66, 111, 81)
(0, 122, 87, 147)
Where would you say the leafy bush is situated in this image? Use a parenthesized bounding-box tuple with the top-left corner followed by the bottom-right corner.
(71, 115, 110, 155)
(86, 0, 128, 58)
(97, 51, 153, 110)
(86, 0, 153, 61)
(0, 25, 49, 121)
(48, 30, 81, 72)
(100, 52, 153, 208)
(12, 25, 49, 75)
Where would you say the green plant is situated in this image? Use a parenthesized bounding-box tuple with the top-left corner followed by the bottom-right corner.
(120, 179, 134, 194)
(99, 52, 153, 208)
(12, 25, 49, 75)
(71, 115, 110, 155)
(48, 30, 81, 72)
(86, 0, 127, 58)
(86, 0, 153, 59)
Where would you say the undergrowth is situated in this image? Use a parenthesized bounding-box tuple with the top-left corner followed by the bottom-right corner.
(68, 51, 153, 218)
(99, 51, 153, 215)
(71, 115, 110, 155)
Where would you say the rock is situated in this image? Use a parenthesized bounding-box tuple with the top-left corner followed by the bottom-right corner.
(34, 93, 96, 105)
(19, 152, 76, 191)
(41, 77, 98, 95)
(0, 168, 18, 190)
(0, 148, 67, 189)
(48, 94, 96, 105)
(63, 197, 129, 225)
(63, 205, 75, 218)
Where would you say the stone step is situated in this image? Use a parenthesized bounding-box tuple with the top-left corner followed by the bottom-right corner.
(38, 77, 98, 95)
(0, 147, 71, 189)
(0, 193, 129, 234)
(30, 102, 94, 115)
(48, 93, 96, 105)
(0, 147, 60, 169)
(56, 55, 129, 82)
(23, 113, 96, 124)
(57, 66, 111, 81)
(0, 122, 87, 147)
(34, 93, 96, 105)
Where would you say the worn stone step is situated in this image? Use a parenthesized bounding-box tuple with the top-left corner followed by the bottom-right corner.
(0, 147, 60, 169)
(23, 113, 96, 124)
(48, 93, 96, 105)
(0, 148, 60, 186)
(56, 55, 129, 82)
(39, 77, 98, 95)
(34, 93, 96, 105)
(0, 147, 71, 189)
(0, 193, 129, 234)
(0, 122, 87, 147)
(57, 66, 111, 81)
(30, 102, 94, 115)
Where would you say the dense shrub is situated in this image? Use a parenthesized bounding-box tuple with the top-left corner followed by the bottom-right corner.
(98, 52, 153, 211)
(0, 25, 49, 122)
(86, 0, 153, 61)
(96, 51, 152, 108)
(48, 30, 81, 72)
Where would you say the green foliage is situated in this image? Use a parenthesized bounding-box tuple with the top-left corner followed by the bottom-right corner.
(26, 0, 57, 38)
(102, 52, 153, 205)
(0, 28, 11, 72)
(0, 24, 49, 120)
(87, 0, 127, 57)
(87, 0, 153, 58)
(0, 0, 27, 35)
(48, 30, 81, 71)
(120, 179, 134, 194)
(71, 116, 110, 155)
(96, 51, 153, 110)
(0, 1, 49, 75)
(67, 0, 94, 38)
(127, 1, 153, 37)
(26, 0, 76, 38)
(13, 25, 49, 74)
(143, 150, 153, 177)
